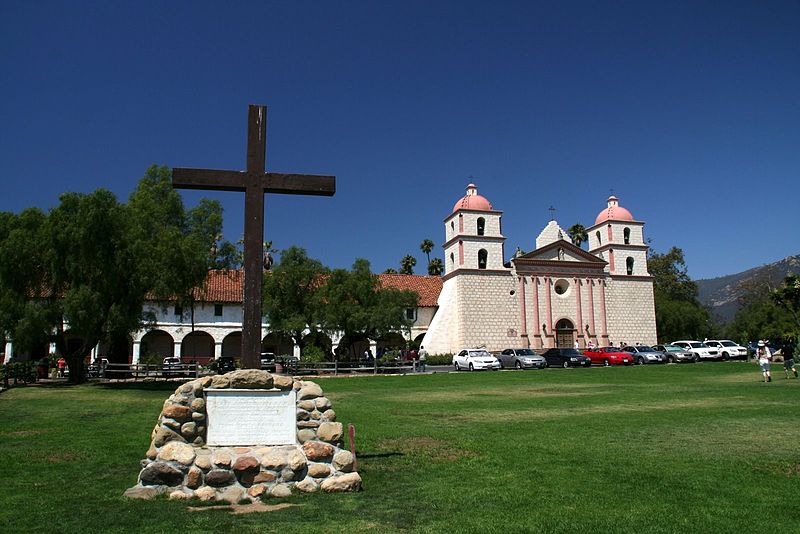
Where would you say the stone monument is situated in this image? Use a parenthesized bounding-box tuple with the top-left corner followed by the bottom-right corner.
(124, 370, 361, 501)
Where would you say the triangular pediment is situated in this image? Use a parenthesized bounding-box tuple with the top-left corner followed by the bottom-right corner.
(513, 239, 606, 265)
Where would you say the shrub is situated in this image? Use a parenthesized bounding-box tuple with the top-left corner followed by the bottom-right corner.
(427, 353, 453, 365)
(301, 345, 326, 363)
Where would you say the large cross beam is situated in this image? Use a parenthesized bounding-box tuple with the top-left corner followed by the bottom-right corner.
(172, 105, 335, 369)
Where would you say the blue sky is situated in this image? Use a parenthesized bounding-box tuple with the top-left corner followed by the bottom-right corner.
(2, 1, 798, 280)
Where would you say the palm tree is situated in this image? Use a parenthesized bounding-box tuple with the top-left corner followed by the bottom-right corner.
(420, 239, 435, 265)
(428, 258, 444, 276)
(383, 268, 398, 274)
(399, 255, 416, 275)
(567, 223, 588, 248)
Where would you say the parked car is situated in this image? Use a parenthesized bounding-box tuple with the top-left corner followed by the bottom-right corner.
(540, 348, 592, 368)
(162, 357, 184, 377)
(497, 348, 547, 369)
(216, 356, 237, 374)
(260, 352, 276, 371)
(653, 344, 696, 363)
(671, 341, 720, 361)
(452, 349, 501, 371)
(582, 347, 634, 366)
(704, 340, 748, 361)
(622, 345, 666, 365)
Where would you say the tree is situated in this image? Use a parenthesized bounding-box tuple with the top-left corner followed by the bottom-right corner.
(420, 239, 435, 265)
(567, 223, 588, 248)
(428, 258, 444, 276)
(772, 274, 800, 329)
(383, 268, 398, 274)
(0, 165, 222, 383)
(262, 246, 329, 354)
(648, 247, 712, 342)
(399, 254, 416, 275)
(322, 259, 418, 358)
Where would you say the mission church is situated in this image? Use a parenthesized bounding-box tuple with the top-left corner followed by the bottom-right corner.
(4, 185, 657, 363)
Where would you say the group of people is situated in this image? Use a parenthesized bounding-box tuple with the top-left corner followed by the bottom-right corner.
(756, 338, 797, 383)
(363, 346, 428, 371)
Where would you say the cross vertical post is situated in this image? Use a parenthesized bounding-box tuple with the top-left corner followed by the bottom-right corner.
(172, 105, 335, 369)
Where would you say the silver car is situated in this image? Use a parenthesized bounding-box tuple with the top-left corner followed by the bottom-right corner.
(497, 348, 546, 370)
(623, 345, 666, 365)
(654, 344, 697, 363)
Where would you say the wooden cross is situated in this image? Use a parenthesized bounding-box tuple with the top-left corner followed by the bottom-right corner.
(548, 205, 556, 221)
(172, 105, 335, 369)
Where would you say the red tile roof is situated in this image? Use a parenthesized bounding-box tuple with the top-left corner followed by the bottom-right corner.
(186, 270, 442, 307)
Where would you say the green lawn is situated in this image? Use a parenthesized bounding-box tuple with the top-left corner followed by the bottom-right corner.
(1, 363, 798, 533)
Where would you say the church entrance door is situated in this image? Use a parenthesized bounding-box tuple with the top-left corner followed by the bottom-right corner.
(555, 319, 575, 348)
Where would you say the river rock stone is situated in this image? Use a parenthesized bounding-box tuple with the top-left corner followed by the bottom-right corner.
(169, 490, 190, 500)
(146, 444, 158, 460)
(297, 400, 316, 411)
(210, 375, 230, 389)
(220, 486, 246, 504)
(212, 451, 232, 468)
(162, 404, 192, 422)
(296, 409, 310, 421)
(303, 441, 334, 461)
(191, 397, 205, 411)
(297, 420, 321, 429)
(323, 409, 336, 421)
(186, 467, 203, 489)
(296, 477, 319, 493)
(140, 462, 184, 487)
(193, 486, 216, 501)
(317, 422, 343, 443)
(307, 463, 331, 478)
(287, 448, 307, 471)
(233, 456, 259, 471)
(273, 375, 294, 389)
(260, 450, 288, 470)
(270, 484, 292, 498)
(298, 383, 323, 400)
(195, 455, 212, 470)
(158, 441, 196, 466)
(297, 429, 316, 443)
(332, 450, 354, 472)
(248, 484, 268, 498)
(162, 418, 181, 431)
(152, 427, 186, 447)
(191, 411, 205, 422)
(280, 468, 297, 481)
(321, 472, 362, 493)
(205, 469, 236, 487)
(227, 369, 272, 389)
(254, 471, 277, 483)
(180, 422, 197, 439)
(314, 397, 332, 411)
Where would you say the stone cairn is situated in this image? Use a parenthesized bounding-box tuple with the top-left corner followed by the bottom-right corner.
(124, 369, 361, 502)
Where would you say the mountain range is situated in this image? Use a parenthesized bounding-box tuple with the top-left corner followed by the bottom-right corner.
(696, 254, 800, 323)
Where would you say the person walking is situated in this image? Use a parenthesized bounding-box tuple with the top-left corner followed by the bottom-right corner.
(57, 357, 66, 378)
(782, 338, 797, 379)
(418, 345, 428, 372)
(757, 341, 772, 383)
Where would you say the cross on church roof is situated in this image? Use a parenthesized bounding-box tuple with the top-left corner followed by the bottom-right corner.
(548, 205, 556, 221)
(172, 105, 335, 369)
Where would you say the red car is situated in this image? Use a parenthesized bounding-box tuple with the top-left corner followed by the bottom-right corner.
(582, 347, 635, 366)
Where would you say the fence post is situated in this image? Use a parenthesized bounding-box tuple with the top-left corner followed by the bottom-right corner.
(334, 360, 338, 375)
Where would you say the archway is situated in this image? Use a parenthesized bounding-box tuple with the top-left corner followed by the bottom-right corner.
(222, 332, 242, 360)
(302, 332, 332, 359)
(376, 332, 407, 358)
(181, 331, 214, 364)
(97, 336, 134, 364)
(555, 319, 575, 348)
(261, 333, 294, 357)
(413, 333, 426, 349)
(140, 330, 174, 363)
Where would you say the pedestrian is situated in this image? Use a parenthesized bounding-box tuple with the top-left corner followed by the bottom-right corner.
(574, 340, 579, 350)
(57, 357, 66, 378)
(782, 338, 797, 379)
(418, 345, 428, 372)
(587, 340, 595, 350)
(756, 341, 772, 383)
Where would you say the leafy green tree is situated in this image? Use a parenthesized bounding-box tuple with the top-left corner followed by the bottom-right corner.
(399, 254, 416, 275)
(567, 223, 588, 248)
(322, 259, 418, 358)
(262, 246, 329, 355)
(428, 258, 444, 276)
(648, 247, 712, 342)
(420, 239, 435, 265)
(0, 165, 222, 383)
(383, 268, 398, 274)
(772, 274, 800, 329)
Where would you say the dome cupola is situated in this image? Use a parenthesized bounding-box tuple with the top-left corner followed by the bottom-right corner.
(452, 183, 493, 213)
(594, 195, 634, 225)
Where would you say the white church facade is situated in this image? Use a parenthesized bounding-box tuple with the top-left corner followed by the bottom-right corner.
(421, 184, 657, 355)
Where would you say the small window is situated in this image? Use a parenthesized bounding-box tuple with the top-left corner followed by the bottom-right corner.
(554, 279, 570, 295)
(450, 252, 455, 266)
(478, 249, 488, 269)
(626, 257, 634, 275)
(596, 231, 601, 245)
(477, 217, 485, 236)
(623, 228, 631, 245)
(451, 221, 454, 232)
(405, 308, 417, 321)
(174, 305, 183, 316)
(214, 304, 223, 317)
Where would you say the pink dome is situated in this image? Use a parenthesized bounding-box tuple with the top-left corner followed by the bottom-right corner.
(594, 195, 634, 225)
(452, 183, 493, 212)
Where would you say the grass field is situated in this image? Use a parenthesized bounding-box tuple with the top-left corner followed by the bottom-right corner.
(1, 363, 798, 533)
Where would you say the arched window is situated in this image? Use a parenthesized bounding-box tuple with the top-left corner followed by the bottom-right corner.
(477, 217, 485, 236)
(626, 257, 634, 275)
(596, 231, 601, 246)
(450, 221, 454, 232)
(450, 252, 455, 267)
(623, 227, 630, 245)
(478, 249, 488, 269)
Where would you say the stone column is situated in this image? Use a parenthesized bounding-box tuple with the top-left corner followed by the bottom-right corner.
(132, 341, 141, 364)
(587, 278, 596, 342)
(4, 341, 13, 362)
(545, 277, 553, 348)
(599, 280, 610, 344)
(294, 343, 302, 358)
(518, 276, 529, 348)
(574, 278, 583, 347)
(49, 342, 57, 356)
(532, 277, 541, 349)
(609, 249, 615, 273)
(214, 341, 223, 360)
(173, 341, 182, 361)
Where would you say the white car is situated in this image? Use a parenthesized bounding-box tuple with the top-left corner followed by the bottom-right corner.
(704, 340, 748, 361)
(671, 340, 720, 361)
(452, 349, 501, 371)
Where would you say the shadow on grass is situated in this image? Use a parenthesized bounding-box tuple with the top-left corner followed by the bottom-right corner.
(95, 381, 184, 392)
(358, 452, 404, 459)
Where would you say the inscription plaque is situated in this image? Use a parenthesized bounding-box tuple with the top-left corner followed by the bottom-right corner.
(205, 389, 297, 446)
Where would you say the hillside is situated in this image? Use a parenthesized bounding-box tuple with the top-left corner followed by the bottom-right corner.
(696, 254, 800, 323)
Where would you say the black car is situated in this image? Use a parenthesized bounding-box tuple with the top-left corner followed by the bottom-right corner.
(540, 348, 592, 368)
(260, 352, 276, 372)
(216, 356, 237, 374)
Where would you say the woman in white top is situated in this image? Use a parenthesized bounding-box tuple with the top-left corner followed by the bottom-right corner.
(757, 341, 772, 383)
